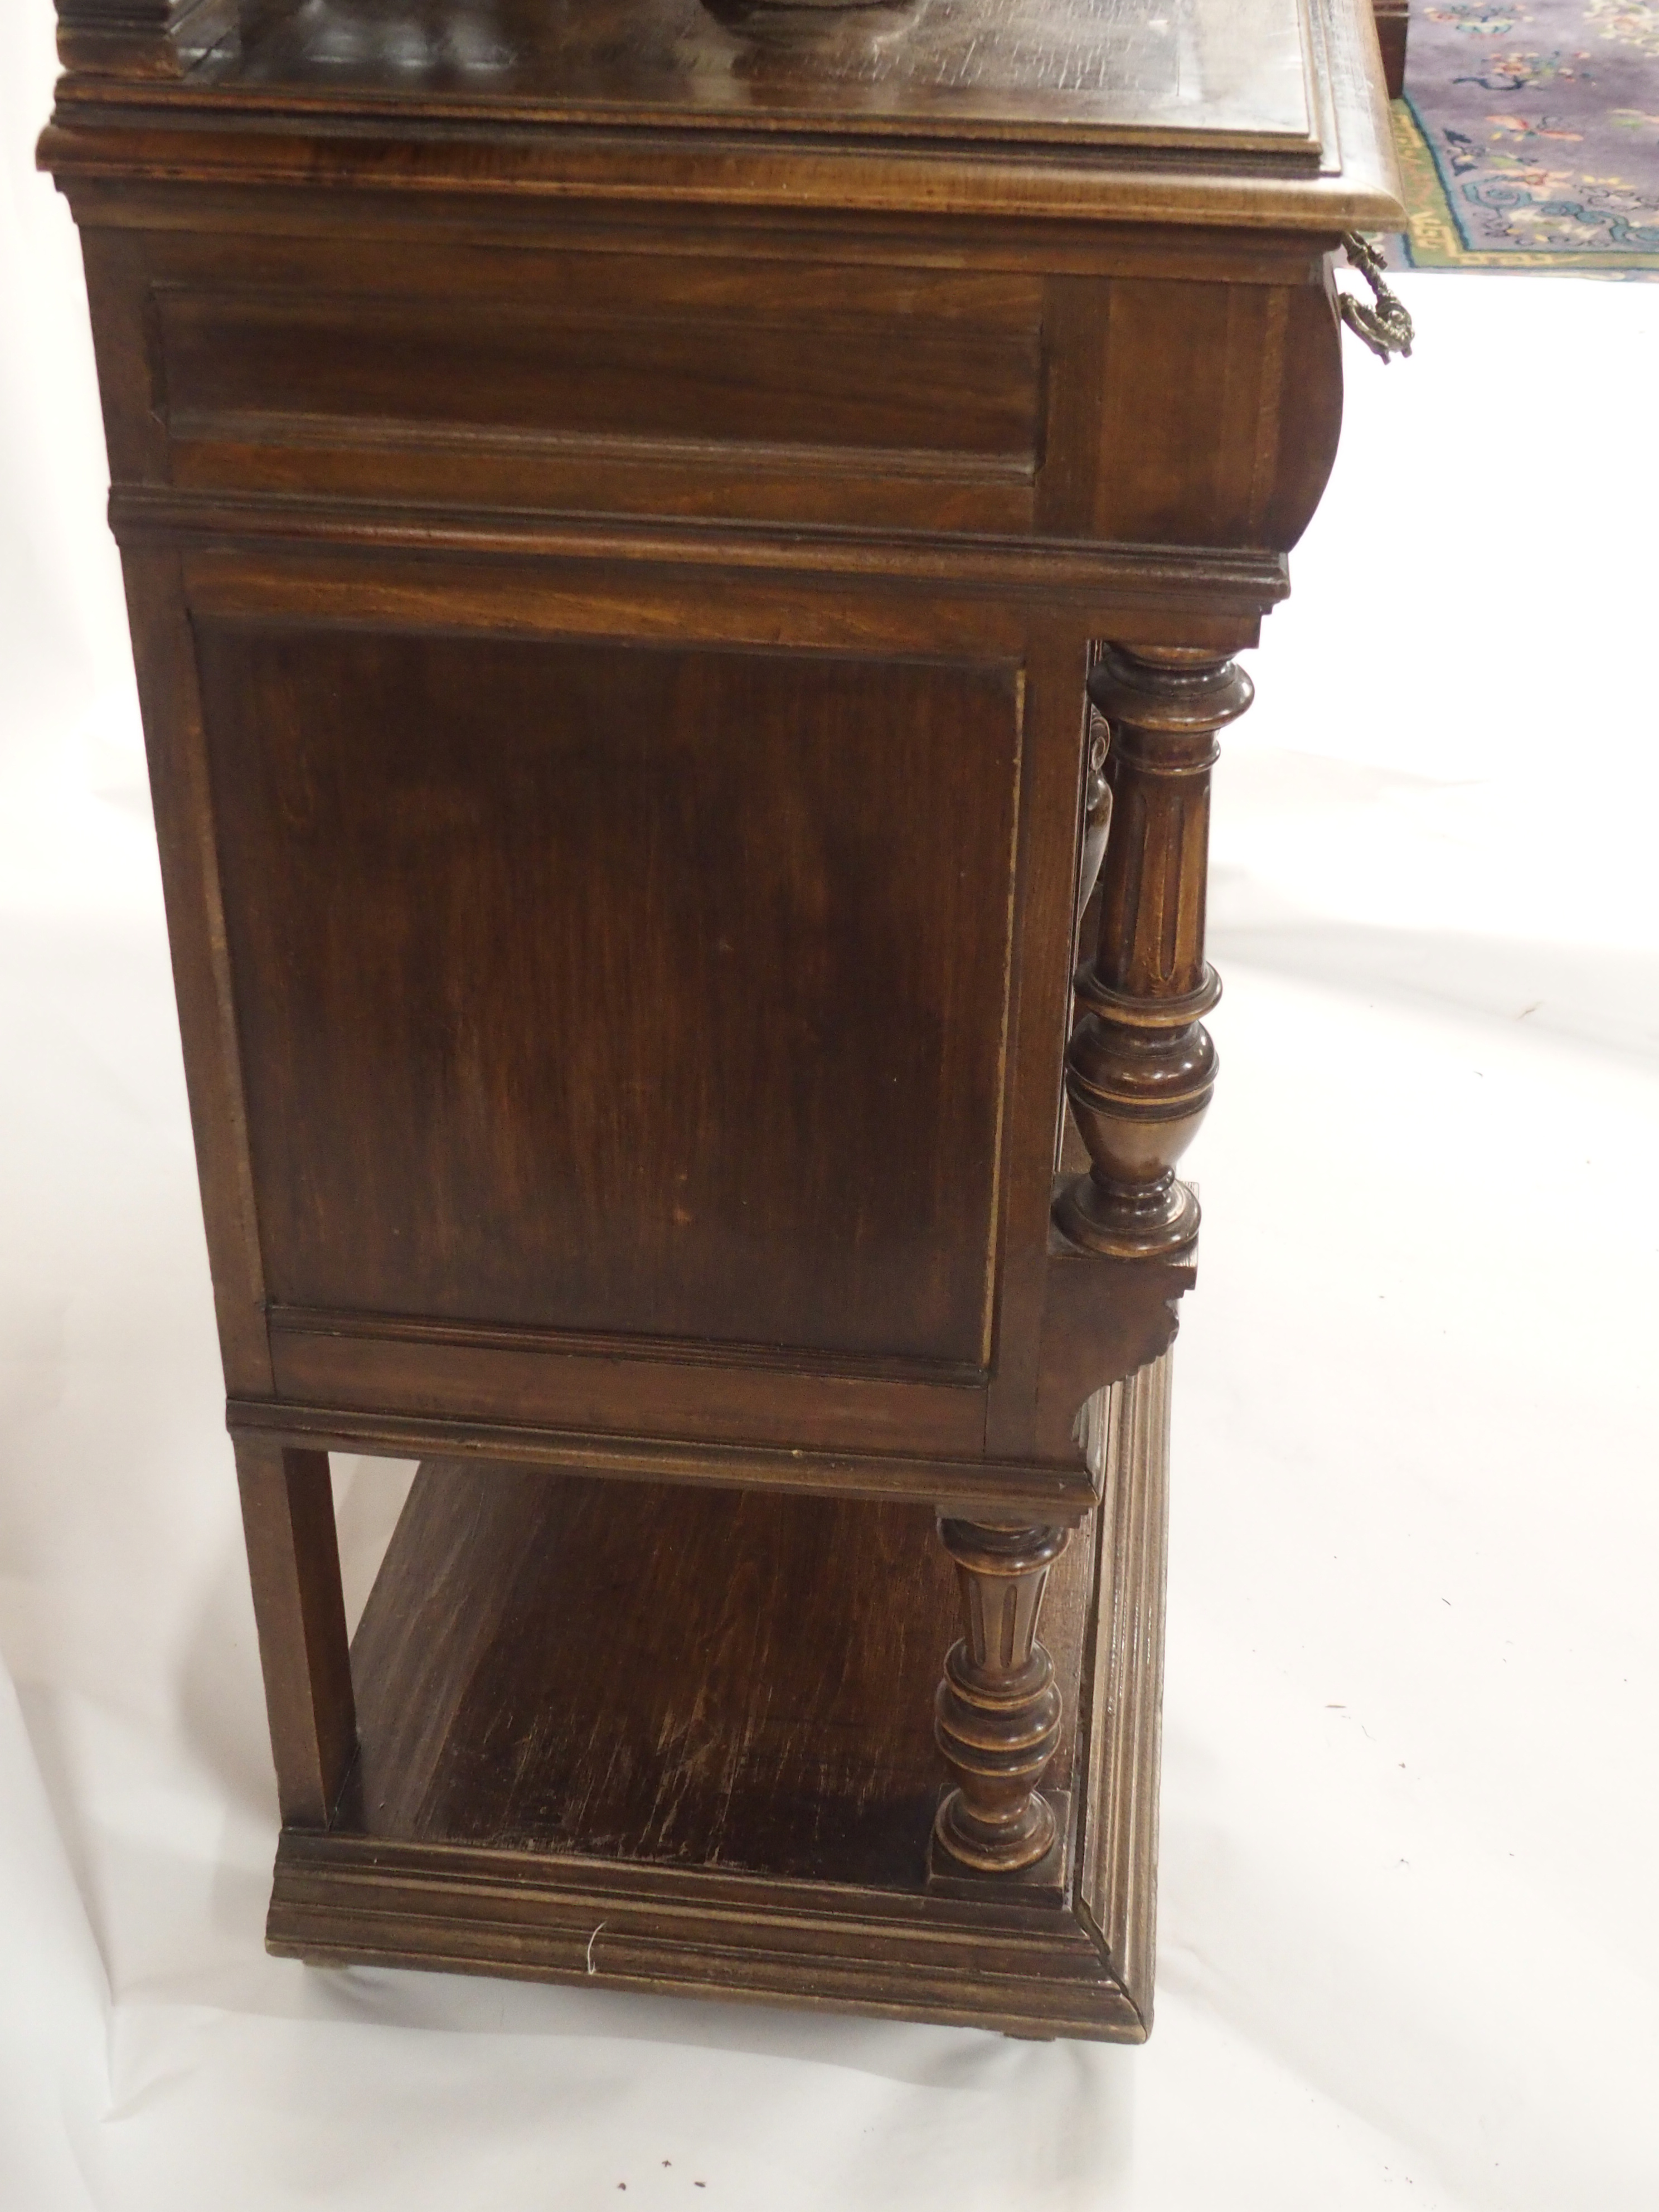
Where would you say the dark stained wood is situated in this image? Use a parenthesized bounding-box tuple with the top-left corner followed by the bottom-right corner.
(234, 1439, 356, 1827)
(345, 1463, 1090, 1885)
(81, 0, 1324, 152)
(1055, 646, 1255, 1259)
(265, 1351, 1171, 2038)
(198, 625, 1019, 1369)
(227, 1399, 1107, 1521)
(43, 0, 1398, 2036)
(153, 252, 1043, 526)
(42, 0, 1404, 236)
(55, 0, 238, 79)
(1374, 0, 1409, 101)
(1076, 1347, 1172, 2028)
(932, 1518, 1071, 1874)
(1033, 1229, 1195, 1457)
(122, 550, 274, 1395)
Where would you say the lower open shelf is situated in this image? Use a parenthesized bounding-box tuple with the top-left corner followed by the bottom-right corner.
(266, 1354, 1171, 2041)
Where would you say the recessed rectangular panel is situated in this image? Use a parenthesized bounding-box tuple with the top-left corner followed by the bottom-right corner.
(198, 627, 1021, 1367)
(156, 270, 1042, 464)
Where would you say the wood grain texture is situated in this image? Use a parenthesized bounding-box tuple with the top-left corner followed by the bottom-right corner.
(43, 0, 1392, 2036)
(235, 1439, 356, 1827)
(149, 245, 1043, 542)
(198, 625, 1019, 1369)
(76, 208, 1342, 558)
(227, 1398, 1108, 1521)
(1075, 1347, 1171, 2027)
(343, 1465, 1090, 1882)
(1056, 645, 1255, 1259)
(55, 0, 237, 79)
(121, 549, 275, 1394)
(263, 1384, 1169, 2036)
(42, 0, 1405, 232)
(933, 1517, 1071, 1873)
(135, 499, 1290, 642)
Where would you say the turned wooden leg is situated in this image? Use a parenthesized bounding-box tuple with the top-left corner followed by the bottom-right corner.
(1054, 644, 1253, 1260)
(933, 1517, 1070, 1874)
(233, 1437, 356, 1828)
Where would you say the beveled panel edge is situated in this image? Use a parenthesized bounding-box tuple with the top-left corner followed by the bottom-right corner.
(226, 1396, 1102, 1520)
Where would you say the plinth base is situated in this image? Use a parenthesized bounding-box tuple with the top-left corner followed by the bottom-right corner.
(266, 1356, 1172, 2041)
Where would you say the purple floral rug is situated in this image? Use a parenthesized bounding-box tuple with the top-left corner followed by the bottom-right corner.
(1394, 0, 1659, 268)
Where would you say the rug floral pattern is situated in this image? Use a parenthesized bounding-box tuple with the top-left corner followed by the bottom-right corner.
(1393, 0, 1659, 268)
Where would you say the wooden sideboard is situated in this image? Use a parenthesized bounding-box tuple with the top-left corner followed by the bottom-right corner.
(41, 0, 1401, 2041)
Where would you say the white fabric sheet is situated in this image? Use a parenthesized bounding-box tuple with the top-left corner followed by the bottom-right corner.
(3, 4, 1657, 2200)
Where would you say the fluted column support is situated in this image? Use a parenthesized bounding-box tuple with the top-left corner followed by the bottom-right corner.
(933, 1517, 1070, 1874)
(1053, 644, 1253, 1260)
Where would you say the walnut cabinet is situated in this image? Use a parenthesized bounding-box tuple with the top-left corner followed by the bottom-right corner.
(41, 0, 1403, 2039)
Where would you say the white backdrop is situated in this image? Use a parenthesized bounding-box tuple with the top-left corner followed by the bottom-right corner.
(4, 4, 1657, 2204)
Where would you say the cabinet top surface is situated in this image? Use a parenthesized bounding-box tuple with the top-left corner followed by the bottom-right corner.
(211, 0, 1318, 156)
(45, 0, 1404, 230)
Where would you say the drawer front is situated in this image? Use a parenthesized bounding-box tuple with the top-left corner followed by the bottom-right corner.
(143, 236, 1044, 534)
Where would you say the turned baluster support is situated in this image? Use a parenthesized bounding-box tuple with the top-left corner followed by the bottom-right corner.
(1054, 644, 1253, 1260)
(933, 1517, 1070, 1874)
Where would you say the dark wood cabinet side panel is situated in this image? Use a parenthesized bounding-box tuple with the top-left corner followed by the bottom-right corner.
(347, 1463, 1092, 1885)
(77, 227, 171, 486)
(1093, 278, 1241, 544)
(123, 550, 274, 1393)
(197, 626, 1021, 1368)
